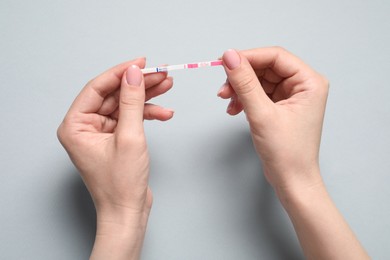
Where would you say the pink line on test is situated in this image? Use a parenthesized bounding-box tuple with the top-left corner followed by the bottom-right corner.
(187, 63, 198, 68)
(211, 60, 223, 66)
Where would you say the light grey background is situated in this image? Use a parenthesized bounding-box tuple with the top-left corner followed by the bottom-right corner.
(1, 0, 389, 259)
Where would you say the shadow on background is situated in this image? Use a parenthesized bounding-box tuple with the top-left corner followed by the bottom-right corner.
(59, 130, 302, 259)
(214, 130, 303, 259)
(63, 171, 96, 255)
(255, 175, 303, 259)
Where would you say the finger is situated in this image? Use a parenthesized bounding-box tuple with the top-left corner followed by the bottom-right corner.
(241, 47, 309, 78)
(69, 58, 146, 114)
(145, 77, 173, 101)
(98, 76, 174, 116)
(116, 65, 145, 137)
(109, 107, 119, 121)
(109, 103, 175, 122)
(98, 115, 118, 133)
(222, 49, 274, 121)
(260, 68, 284, 84)
(259, 78, 276, 95)
(82, 113, 118, 133)
(144, 72, 168, 89)
(144, 103, 174, 121)
(242, 47, 328, 101)
(226, 94, 244, 116)
(217, 80, 235, 99)
(98, 91, 119, 115)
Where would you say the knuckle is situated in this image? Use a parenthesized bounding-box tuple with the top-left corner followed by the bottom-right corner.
(323, 77, 330, 93)
(57, 119, 73, 147)
(322, 76, 330, 88)
(317, 74, 330, 96)
(57, 115, 83, 147)
(120, 92, 143, 108)
(56, 123, 65, 143)
(85, 78, 94, 87)
(271, 46, 287, 54)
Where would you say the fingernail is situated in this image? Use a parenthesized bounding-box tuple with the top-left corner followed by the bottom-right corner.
(217, 82, 228, 97)
(126, 65, 142, 86)
(223, 49, 241, 70)
(226, 98, 235, 113)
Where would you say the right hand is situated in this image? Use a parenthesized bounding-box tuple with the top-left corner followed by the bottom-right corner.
(219, 47, 329, 191)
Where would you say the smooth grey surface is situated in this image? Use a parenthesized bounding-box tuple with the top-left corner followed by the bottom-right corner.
(1, 0, 389, 259)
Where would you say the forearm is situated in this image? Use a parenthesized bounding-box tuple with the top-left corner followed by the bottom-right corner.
(275, 169, 369, 260)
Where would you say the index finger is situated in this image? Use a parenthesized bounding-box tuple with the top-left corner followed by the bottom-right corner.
(240, 47, 312, 79)
(68, 57, 146, 114)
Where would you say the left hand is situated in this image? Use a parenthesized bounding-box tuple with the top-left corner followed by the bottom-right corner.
(57, 58, 173, 259)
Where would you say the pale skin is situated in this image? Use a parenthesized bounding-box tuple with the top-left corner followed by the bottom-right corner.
(57, 58, 174, 259)
(57, 47, 369, 259)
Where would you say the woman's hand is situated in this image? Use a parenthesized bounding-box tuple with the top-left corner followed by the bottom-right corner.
(219, 48, 369, 259)
(219, 47, 328, 192)
(57, 58, 173, 259)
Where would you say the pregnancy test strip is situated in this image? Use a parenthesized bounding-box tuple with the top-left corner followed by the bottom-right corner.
(141, 60, 222, 74)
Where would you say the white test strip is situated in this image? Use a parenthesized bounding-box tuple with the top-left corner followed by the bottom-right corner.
(141, 60, 223, 74)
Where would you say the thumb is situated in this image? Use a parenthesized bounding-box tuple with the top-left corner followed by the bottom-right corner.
(116, 65, 145, 137)
(222, 49, 273, 122)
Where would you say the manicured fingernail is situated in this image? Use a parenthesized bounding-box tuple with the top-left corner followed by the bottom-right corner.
(223, 49, 241, 70)
(226, 98, 235, 113)
(217, 82, 228, 97)
(126, 65, 142, 86)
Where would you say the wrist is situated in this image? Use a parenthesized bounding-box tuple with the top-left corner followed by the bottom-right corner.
(273, 168, 370, 260)
(270, 165, 325, 212)
(91, 224, 146, 260)
(95, 204, 151, 237)
(90, 206, 151, 260)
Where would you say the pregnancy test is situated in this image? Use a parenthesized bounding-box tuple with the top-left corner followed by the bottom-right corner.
(141, 60, 223, 74)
